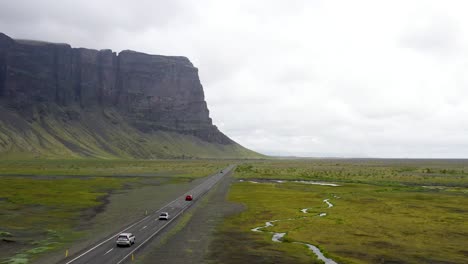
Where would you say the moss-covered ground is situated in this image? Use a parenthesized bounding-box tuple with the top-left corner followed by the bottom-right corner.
(0, 159, 227, 264)
(210, 159, 468, 263)
(0, 105, 262, 159)
(0, 159, 229, 178)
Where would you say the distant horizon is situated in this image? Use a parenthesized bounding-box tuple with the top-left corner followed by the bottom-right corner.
(268, 155, 468, 160)
(2, 1, 468, 158)
(261, 151, 468, 160)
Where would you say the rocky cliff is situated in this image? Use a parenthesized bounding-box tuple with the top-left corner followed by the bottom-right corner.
(0, 33, 260, 159)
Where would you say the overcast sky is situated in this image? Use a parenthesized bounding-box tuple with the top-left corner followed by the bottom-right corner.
(1, 0, 468, 158)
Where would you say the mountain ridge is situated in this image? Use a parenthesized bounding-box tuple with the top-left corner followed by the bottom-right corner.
(0, 33, 261, 159)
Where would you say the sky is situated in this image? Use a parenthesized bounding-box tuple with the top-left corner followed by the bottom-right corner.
(1, 0, 468, 158)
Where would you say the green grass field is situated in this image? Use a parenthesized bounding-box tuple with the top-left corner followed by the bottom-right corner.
(0, 176, 129, 264)
(2, 159, 467, 263)
(0, 159, 227, 264)
(0, 159, 229, 178)
(211, 160, 468, 263)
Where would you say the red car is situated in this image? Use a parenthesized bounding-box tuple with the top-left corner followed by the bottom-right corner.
(185, 195, 193, 201)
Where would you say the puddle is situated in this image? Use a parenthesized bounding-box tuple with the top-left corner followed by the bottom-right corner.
(293, 181, 340, 186)
(240, 179, 341, 186)
(422, 185, 449, 189)
(324, 199, 333, 208)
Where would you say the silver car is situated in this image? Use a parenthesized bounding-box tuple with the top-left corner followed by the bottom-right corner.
(159, 212, 169, 220)
(116, 233, 135, 247)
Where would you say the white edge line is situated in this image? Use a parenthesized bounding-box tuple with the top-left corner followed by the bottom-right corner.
(65, 165, 234, 264)
(116, 207, 187, 263)
(66, 178, 200, 263)
(116, 166, 233, 264)
(116, 191, 197, 263)
(65, 193, 188, 264)
(65, 215, 150, 264)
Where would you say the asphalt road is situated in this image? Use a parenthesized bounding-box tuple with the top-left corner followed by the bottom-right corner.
(59, 165, 235, 264)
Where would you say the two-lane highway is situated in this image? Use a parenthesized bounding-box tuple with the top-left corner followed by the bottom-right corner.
(60, 165, 235, 264)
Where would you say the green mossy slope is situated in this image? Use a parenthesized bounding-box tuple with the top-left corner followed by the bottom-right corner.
(0, 105, 262, 159)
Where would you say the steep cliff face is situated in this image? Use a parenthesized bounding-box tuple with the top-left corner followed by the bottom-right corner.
(116, 50, 222, 141)
(0, 34, 14, 98)
(0, 33, 258, 158)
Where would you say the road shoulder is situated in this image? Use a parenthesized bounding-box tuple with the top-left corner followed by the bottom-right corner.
(136, 173, 243, 264)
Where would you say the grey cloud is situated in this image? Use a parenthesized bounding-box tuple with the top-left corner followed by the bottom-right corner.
(0, 0, 194, 47)
(400, 18, 461, 56)
(2, 0, 468, 158)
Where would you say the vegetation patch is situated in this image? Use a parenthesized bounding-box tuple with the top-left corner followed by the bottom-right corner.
(213, 160, 468, 263)
(235, 159, 468, 187)
(0, 159, 228, 178)
(0, 176, 130, 263)
(0, 106, 262, 159)
(0, 159, 227, 263)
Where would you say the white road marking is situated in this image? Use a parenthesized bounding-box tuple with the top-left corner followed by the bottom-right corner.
(115, 166, 234, 264)
(116, 192, 202, 263)
(103, 248, 113, 256)
(141, 225, 147, 230)
(65, 165, 233, 264)
(64, 215, 150, 264)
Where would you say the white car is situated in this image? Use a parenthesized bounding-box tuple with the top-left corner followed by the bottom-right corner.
(116, 233, 135, 247)
(159, 212, 169, 220)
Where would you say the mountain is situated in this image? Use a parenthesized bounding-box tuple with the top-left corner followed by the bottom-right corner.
(0, 33, 261, 159)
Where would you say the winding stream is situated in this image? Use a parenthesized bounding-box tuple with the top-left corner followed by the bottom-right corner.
(250, 197, 339, 264)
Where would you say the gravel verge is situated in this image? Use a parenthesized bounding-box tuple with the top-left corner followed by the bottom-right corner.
(34, 176, 205, 264)
(136, 173, 243, 264)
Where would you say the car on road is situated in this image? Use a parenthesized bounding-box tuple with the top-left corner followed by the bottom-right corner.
(185, 195, 193, 201)
(116, 233, 135, 247)
(159, 212, 169, 220)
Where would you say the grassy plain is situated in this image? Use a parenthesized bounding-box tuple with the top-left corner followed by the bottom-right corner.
(211, 159, 468, 263)
(0, 159, 228, 264)
(0, 159, 229, 178)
